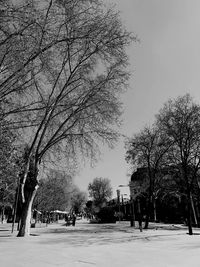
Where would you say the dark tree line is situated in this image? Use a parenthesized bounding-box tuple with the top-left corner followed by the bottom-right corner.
(126, 94, 200, 235)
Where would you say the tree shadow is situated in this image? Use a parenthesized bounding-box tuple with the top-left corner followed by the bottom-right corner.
(30, 233, 39, 236)
(187, 232, 200, 235)
(38, 223, 188, 247)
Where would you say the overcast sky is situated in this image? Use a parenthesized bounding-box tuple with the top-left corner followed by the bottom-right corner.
(74, 0, 200, 196)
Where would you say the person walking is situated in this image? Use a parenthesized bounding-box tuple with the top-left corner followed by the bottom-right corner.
(72, 213, 76, 226)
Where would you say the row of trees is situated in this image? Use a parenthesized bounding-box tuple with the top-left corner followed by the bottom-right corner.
(126, 94, 200, 235)
(0, 0, 133, 236)
(33, 169, 87, 215)
(0, 165, 87, 224)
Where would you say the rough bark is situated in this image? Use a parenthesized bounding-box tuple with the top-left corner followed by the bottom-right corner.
(17, 184, 38, 237)
(17, 158, 39, 237)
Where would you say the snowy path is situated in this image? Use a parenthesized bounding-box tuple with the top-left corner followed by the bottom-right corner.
(1, 220, 200, 266)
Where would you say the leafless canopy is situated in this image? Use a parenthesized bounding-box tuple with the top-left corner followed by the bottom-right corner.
(0, 0, 134, 166)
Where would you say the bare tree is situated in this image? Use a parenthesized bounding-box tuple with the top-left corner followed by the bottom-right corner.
(70, 187, 87, 214)
(126, 125, 171, 229)
(156, 94, 200, 235)
(0, 0, 44, 109)
(5, 0, 134, 236)
(88, 177, 112, 208)
(33, 169, 73, 212)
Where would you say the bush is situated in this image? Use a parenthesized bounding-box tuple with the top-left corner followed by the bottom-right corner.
(96, 207, 116, 223)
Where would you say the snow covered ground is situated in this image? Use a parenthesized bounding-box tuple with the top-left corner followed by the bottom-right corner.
(1, 220, 200, 267)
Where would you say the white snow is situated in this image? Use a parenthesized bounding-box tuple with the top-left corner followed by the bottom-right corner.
(1, 220, 200, 267)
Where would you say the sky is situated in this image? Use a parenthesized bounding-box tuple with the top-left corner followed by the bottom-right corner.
(74, 0, 200, 197)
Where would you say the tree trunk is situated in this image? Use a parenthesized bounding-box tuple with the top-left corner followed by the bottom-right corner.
(153, 198, 157, 222)
(186, 191, 193, 235)
(130, 197, 135, 227)
(195, 201, 200, 227)
(17, 185, 38, 237)
(1, 206, 5, 223)
(144, 197, 151, 229)
(16, 152, 39, 237)
(190, 194, 198, 227)
(144, 166, 153, 229)
(182, 165, 193, 235)
(137, 198, 142, 232)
